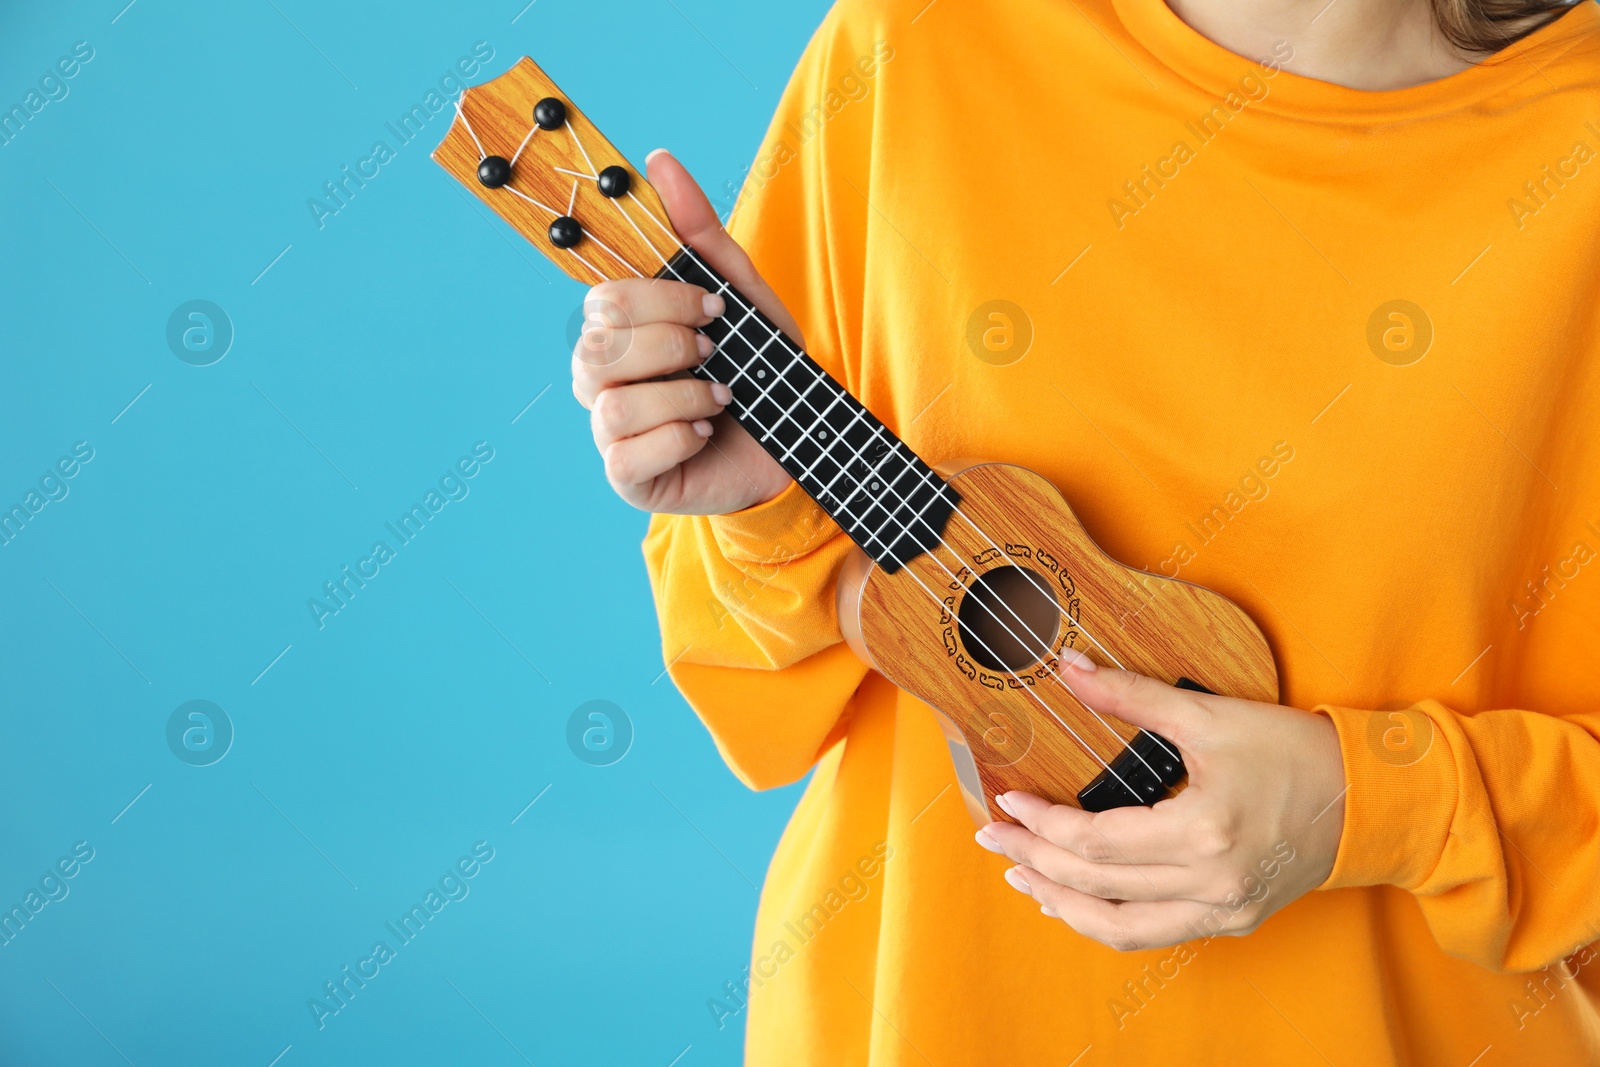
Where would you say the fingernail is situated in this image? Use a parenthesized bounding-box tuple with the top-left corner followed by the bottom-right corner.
(1061, 649, 1097, 673)
(702, 293, 725, 318)
(711, 383, 733, 405)
(1003, 867, 1031, 893)
(646, 147, 672, 163)
(692, 419, 714, 438)
(696, 333, 713, 358)
(974, 829, 1005, 855)
(1041, 905, 1059, 918)
(994, 792, 1016, 818)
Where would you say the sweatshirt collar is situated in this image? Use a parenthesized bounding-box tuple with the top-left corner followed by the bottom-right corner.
(1111, 0, 1600, 123)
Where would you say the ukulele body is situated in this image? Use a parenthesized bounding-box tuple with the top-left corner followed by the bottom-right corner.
(836, 460, 1278, 828)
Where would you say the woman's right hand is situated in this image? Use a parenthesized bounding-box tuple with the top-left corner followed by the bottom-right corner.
(570, 149, 796, 516)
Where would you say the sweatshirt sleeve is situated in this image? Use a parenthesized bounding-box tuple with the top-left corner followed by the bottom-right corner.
(1318, 700, 1600, 972)
(641, 6, 890, 791)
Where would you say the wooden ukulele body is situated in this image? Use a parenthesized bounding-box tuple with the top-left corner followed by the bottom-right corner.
(836, 460, 1278, 827)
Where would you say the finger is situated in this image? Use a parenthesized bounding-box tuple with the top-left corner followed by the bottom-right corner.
(1059, 654, 1210, 751)
(980, 823, 1194, 903)
(996, 790, 1200, 867)
(592, 379, 731, 448)
(602, 419, 713, 495)
(587, 277, 721, 332)
(1010, 867, 1223, 951)
(646, 149, 807, 345)
(572, 323, 711, 407)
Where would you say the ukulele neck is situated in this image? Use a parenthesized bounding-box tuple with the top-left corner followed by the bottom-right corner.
(660, 249, 958, 574)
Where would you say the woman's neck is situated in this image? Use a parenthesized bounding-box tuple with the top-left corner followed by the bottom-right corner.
(1166, 0, 1477, 89)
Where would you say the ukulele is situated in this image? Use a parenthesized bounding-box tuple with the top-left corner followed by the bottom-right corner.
(432, 59, 1279, 828)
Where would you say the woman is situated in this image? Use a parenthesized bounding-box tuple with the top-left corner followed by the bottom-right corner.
(572, 0, 1600, 1061)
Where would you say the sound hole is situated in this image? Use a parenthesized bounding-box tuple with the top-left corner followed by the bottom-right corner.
(957, 566, 1059, 672)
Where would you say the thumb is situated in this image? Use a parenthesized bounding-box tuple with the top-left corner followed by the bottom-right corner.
(1058, 653, 1206, 748)
(645, 148, 806, 345)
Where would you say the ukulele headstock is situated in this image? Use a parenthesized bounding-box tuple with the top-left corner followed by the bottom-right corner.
(432, 57, 677, 284)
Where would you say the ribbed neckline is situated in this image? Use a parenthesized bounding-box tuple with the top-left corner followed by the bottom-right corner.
(1111, 0, 1600, 123)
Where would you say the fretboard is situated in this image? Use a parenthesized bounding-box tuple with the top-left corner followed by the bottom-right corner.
(658, 249, 958, 573)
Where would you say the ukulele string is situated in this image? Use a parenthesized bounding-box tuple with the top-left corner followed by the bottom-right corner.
(593, 166, 1164, 766)
(615, 194, 1139, 792)
(865, 440, 1185, 765)
(499, 184, 642, 281)
(569, 172, 1145, 791)
(452, 102, 612, 284)
(616, 185, 1182, 772)
(449, 97, 1160, 794)
(606, 180, 1164, 792)
(586, 128, 1163, 793)
(564, 117, 601, 179)
(454, 103, 642, 284)
(531, 135, 1150, 795)
(643, 272, 1156, 794)
(538, 126, 679, 273)
(454, 97, 487, 162)
(614, 198, 1171, 785)
(510, 124, 539, 167)
(546, 153, 679, 270)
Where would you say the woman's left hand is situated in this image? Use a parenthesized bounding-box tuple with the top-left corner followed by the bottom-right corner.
(976, 655, 1348, 951)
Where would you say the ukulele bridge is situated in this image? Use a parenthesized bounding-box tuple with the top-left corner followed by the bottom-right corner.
(1075, 676, 1209, 810)
(1076, 729, 1187, 811)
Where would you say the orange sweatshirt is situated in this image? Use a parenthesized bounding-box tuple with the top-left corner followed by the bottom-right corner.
(643, 1, 1600, 1062)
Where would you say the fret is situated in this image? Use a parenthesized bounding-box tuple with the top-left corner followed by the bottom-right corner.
(821, 420, 914, 514)
(720, 342, 835, 454)
(779, 390, 846, 466)
(728, 348, 785, 421)
(658, 248, 957, 573)
(749, 347, 822, 442)
(804, 400, 941, 561)
(762, 371, 829, 446)
(838, 433, 901, 514)
(835, 447, 942, 554)
(811, 407, 869, 487)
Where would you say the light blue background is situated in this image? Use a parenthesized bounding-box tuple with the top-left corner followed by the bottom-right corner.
(0, 1, 829, 1062)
